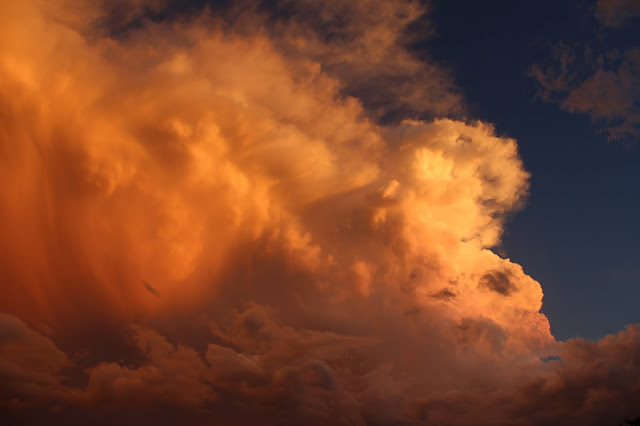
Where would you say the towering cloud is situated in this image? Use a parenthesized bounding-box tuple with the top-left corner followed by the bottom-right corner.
(1, 1, 638, 424)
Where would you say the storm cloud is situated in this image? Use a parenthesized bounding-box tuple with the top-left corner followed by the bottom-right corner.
(1, 1, 639, 425)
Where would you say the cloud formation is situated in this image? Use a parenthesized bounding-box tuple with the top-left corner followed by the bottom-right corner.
(530, 1, 640, 142)
(531, 44, 640, 141)
(1, 0, 639, 424)
(595, 0, 640, 28)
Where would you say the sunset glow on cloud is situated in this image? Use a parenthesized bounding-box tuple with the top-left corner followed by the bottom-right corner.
(1, 1, 639, 425)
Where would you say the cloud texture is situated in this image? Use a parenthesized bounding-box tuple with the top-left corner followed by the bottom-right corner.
(1, 1, 639, 424)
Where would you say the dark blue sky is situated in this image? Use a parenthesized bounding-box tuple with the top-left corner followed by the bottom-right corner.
(423, 0, 640, 340)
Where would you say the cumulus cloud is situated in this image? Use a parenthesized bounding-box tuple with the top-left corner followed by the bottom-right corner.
(1, 0, 639, 424)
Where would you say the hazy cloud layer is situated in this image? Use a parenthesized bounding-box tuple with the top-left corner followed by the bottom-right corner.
(1, 1, 639, 424)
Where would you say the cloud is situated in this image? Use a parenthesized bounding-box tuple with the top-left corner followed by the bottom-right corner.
(595, 0, 640, 28)
(530, 3, 640, 142)
(260, 0, 465, 123)
(0, 0, 639, 424)
(85, 326, 215, 408)
(509, 325, 640, 425)
(531, 44, 639, 140)
(0, 314, 81, 417)
(3, 309, 638, 425)
(81, 0, 464, 124)
(563, 48, 640, 137)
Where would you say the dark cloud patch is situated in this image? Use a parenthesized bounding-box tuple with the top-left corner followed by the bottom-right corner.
(429, 288, 457, 300)
(540, 355, 563, 363)
(479, 270, 516, 296)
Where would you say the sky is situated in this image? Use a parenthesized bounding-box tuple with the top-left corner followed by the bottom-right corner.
(0, 0, 639, 425)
